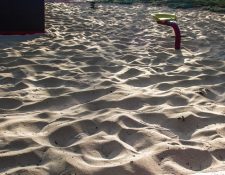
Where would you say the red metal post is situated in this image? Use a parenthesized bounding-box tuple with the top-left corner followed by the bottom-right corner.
(157, 21, 181, 50)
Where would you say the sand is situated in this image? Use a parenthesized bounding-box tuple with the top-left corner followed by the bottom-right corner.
(0, 2, 225, 175)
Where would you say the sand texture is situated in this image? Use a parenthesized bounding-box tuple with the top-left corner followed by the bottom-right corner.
(0, 3, 225, 175)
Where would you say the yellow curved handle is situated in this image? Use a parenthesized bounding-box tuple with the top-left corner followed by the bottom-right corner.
(151, 13, 177, 22)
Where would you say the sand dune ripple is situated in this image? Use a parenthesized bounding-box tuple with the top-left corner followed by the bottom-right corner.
(0, 3, 225, 175)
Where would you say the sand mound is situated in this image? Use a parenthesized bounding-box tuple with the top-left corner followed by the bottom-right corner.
(0, 3, 225, 175)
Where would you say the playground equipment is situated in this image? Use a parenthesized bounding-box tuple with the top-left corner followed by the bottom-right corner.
(0, 0, 45, 35)
(152, 13, 181, 50)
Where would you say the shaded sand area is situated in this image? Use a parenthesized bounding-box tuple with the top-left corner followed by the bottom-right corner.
(0, 3, 225, 175)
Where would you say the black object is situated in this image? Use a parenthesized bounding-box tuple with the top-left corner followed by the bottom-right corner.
(89, 1, 96, 9)
(0, 0, 45, 34)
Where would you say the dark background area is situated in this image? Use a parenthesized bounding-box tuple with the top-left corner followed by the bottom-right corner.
(99, 0, 225, 12)
(0, 0, 45, 34)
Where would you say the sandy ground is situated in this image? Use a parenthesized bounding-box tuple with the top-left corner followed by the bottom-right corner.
(0, 2, 225, 175)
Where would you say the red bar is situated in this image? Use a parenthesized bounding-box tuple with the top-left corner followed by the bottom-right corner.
(157, 20, 181, 50)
